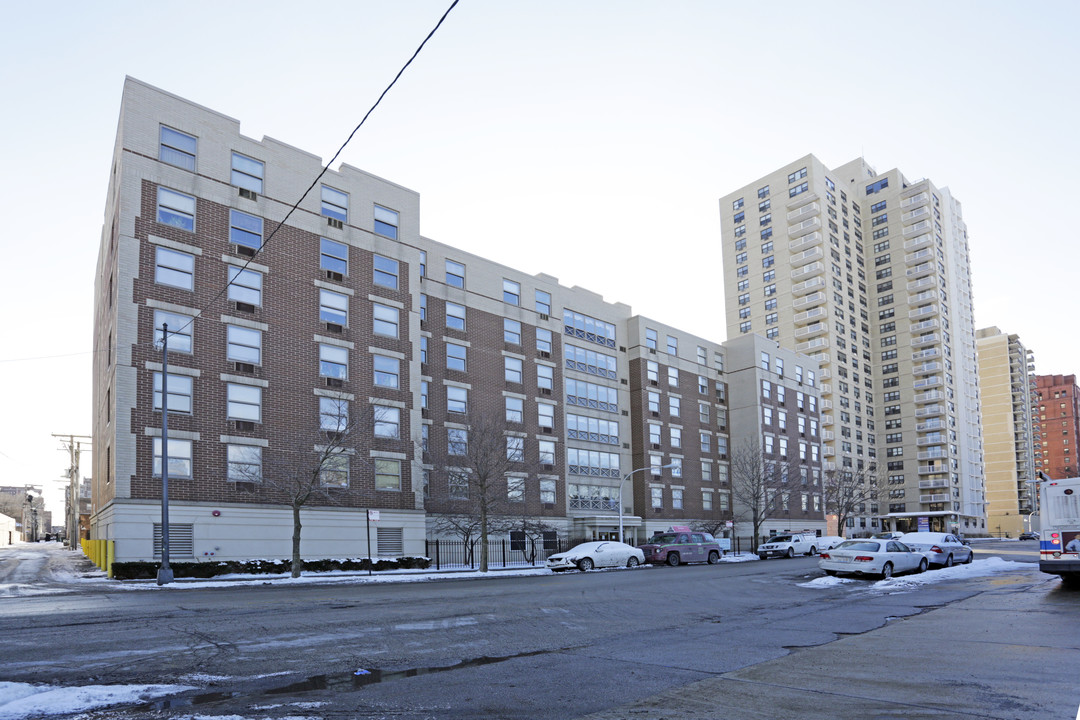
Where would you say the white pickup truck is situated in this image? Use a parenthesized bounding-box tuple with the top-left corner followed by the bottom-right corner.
(757, 533, 819, 559)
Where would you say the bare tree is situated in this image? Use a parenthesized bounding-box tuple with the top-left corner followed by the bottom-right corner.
(422, 413, 540, 572)
(823, 465, 881, 537)
(727, 439, 802, 552)
(237, 395, 385, 578)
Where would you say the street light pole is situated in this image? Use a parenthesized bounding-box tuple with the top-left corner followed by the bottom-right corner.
(618, 463, 676, 544)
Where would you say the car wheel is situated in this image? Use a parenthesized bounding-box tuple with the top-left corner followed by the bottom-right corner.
(964, 551, 973, 565)
(943, 554, 954, 568)
(807, 546, 817, 556)
(918, 558, 928, 573)
(881, 562, 894, 580)
(666, 552, 680, 567)
(824, 569, 837, 576)
(626, 556, 640, 568)
(708, 550, 720, 564)
(757, 554, 767, 561)
(577, 558, 594, 571)
(785, 547, 794, 559)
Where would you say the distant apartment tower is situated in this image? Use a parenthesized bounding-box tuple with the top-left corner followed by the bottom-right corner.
(719, 155, 985, 536)
(93, 79, 828, 563)
(1033, 375, 1080, 480)
(976, 328, 1036, 536)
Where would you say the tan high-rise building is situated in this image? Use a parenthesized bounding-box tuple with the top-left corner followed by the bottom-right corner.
(976, 327, 1036, 536)
(719, 155, 986, 536)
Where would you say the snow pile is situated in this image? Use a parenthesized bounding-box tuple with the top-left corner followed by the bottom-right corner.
(799, 575, 857, 588)
(0, 681, 195, 719)
(798, 557, 1030, 589)
(718, 553, 759, 563)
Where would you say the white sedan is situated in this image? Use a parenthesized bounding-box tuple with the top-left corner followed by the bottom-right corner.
(899, 532, 973, 567)
(546, 541, 645, 572)
(817, 535, 847, 551)
(818, 539, 929, 579)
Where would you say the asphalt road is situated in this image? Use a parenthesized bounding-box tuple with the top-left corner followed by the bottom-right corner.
(1, 541, 1077, 719)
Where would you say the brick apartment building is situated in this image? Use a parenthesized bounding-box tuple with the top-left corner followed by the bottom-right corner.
(1034, 375, 1080, 480)
(91, 79, 824, 563)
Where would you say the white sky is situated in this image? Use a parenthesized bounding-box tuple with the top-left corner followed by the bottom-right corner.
(1, 1, 1077, 514)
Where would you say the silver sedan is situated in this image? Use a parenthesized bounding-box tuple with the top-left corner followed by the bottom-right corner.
(898, 532, 973, 568)
(818, 539, 929, 579)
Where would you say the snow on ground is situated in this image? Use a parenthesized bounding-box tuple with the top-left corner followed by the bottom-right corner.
(0, 681, 196, 720)
(718, 552, 759, 563)
(798, 556, 1030, 590)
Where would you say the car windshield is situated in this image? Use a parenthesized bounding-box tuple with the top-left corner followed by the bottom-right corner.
(837, 541, 880, 551)
(650, 534, 678, 544)
(767, 535, 793, 543)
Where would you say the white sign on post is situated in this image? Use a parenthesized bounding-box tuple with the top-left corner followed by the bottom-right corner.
(367, 510, 380, 522)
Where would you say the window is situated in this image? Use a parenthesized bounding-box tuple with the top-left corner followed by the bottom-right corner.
(536, 328, 552, 353)
(789, 182, 808, 197)
(538, 403, 556, 429)
(667, 366, 679, 388)
(505, 357, 523, 383)
(373, 255, 399, 289)
(374, 406, 401, 439)
(152, 372, 192, 414)
(153, 437, 192, 478)
(670, 458, 682, 477)
(670, 427, 682, 448)
(701, 462, 712, 482)
(226, 325, 261, 364)
(651, 487, 663, 509)
(563, 309, 617, 348)
(419, 251, 426, 277)
(159, 126, 196, 170)
(321, 238, 349, 275)
(372, 303, 398, 337)
(319, 396, 349, 432)
(540, 478, 556, 504)
(506, 437, 524, 462)
(507, 475, 525, 501)
(154, 310, 193, 353)
(740, 321, 751, 333)
(645, 328, 658, 349)
(227, 266, 262, 306)
(503, 279, 521, 305)
(702, 491, 713, 511)
(373, 355, 399, 388)
(700, 432, 710, 453)
(504, 318, 522, 344)
(374, 459, 401, 490)
(447, 386, 468, 414)
(733, 198, 744, 210)
(154, 247, 194, 290)
(699, 402, 709, 423)
(669, 396, 680, 417)
(231, 152, 263, 193)
(649, 423, 661, 445)
(760, 213, 771, 226)
(539, 440, 556, 466)
(446, 260, 465, 288)
(420, 294, 427, 323)
(420, 381, 429, 410)
(374, 205, 399, 239)
(227, 209, 264, 250)
(758, 185, 770, 199)
(445, 302, 466, 330)
(535, 290, 552, 315)
(672, 488, 683, 510)
(667, 335, 678, 355)
(156, 187, 195, 232)
(505, 396, 523, 423)
(321, 186, 348, 223)
(446, 342, 466, 371)
(320, 453, 349, 487)
(537, 365, 553, 391)
(865, 177, 889, 195)
(698, 375, 708, 394)
(449, 469, 469, 498)
(319, 344, 348, 379)
(319, 289, 348, 326)
(227, 383, 261, 422)
(227, 444, 261, 482)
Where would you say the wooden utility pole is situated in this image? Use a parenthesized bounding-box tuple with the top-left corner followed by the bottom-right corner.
(53, 433, 91, 550)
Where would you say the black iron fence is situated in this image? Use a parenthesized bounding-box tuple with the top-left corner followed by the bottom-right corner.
(425, 537, 569, 571)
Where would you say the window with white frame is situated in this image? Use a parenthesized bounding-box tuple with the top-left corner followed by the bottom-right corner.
(231, 152, 263, 193)
(319, 344, 348, 379)
(227, 383, 261, 422)
(667, 335, 678, 355)
(505, 356, 523, 383)
(227, 444, 261, 482)
(446, 342, 466, 371)
(536, 328, 552, 353)
(506, 437, 524, 462)
(374, 205, 399, 239)
(446, 260, 465, 288)
(504, 318, 521, 344)
(320, 453, 349, 487)
(535, 290, 552, 315)
(649, 423, 661, 445)
(153, 373, 192, 414)
(670, 427, 682, 448)
(321, 186, 348, 223)
(671, 458, 682, 477)
(226, 325, 261, 365)
(446, 302, 466, 330)
(154, 310, 193, 353)
(320, 238, 348, 276)
(374, 406, 400, 439)
(372, 303, 398, 337)
(651, 487, 663, 508)
(447, 386, 468, 414)
(373, 355, 399, 388)
(448, 428, 468, 455)
(672, 488, 683, 509)
(539, 439, 556, 466)
(155, 247, 194, 290)
(319, 396, 349, 432)
(156, 187, 195, 232)
(538, 403, 555, 429)
(153, 437, 192, 478)
(646, 360, 659, 383)
(540, 478, 556, 504)
(645, 328, 657, 349)
(229, 209, 263, 249)
(699, 402, 709, 423)
(668, 367, 679, 387)
(669, 396, 680, 417)
(227, 266, 262, 306)
(375, 459, 400, 490)
(319, 289, 348, 326)
(700, 432, 710, 453)
(537, 364, 553, 391)
(160, 126, 196, 170)
(701, 461, 712, 481)
(507, 475, 525, 501)
(505, 396, 523, 423)
(503, 279, 521, 305)
(373, 255, 399, 289)
(702, 491, 713, 510)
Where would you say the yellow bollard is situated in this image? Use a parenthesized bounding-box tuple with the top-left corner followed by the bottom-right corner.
(106, 540, 115, 579)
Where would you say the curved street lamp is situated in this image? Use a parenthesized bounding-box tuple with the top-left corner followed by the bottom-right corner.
(619, 463, 677, 543)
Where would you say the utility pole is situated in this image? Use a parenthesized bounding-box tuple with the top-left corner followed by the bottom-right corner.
(53, 433, 91, 550)
(157, 324, 173, 585)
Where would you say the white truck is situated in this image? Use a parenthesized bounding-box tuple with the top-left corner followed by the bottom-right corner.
(757, 533, 820, 559)
(1039, 476, 1080, 588)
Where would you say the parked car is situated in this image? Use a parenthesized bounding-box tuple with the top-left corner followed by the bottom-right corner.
(871, 531, 905, 540)
(757, 533, 819, 559)
(898, 532, 973, 567)
(1018, 531, 1040, 541)
(819, 539, 929, 579)
(817, 535, 847, 551)
(638, 530, 723, 566)
(546, 541, 645, 572)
